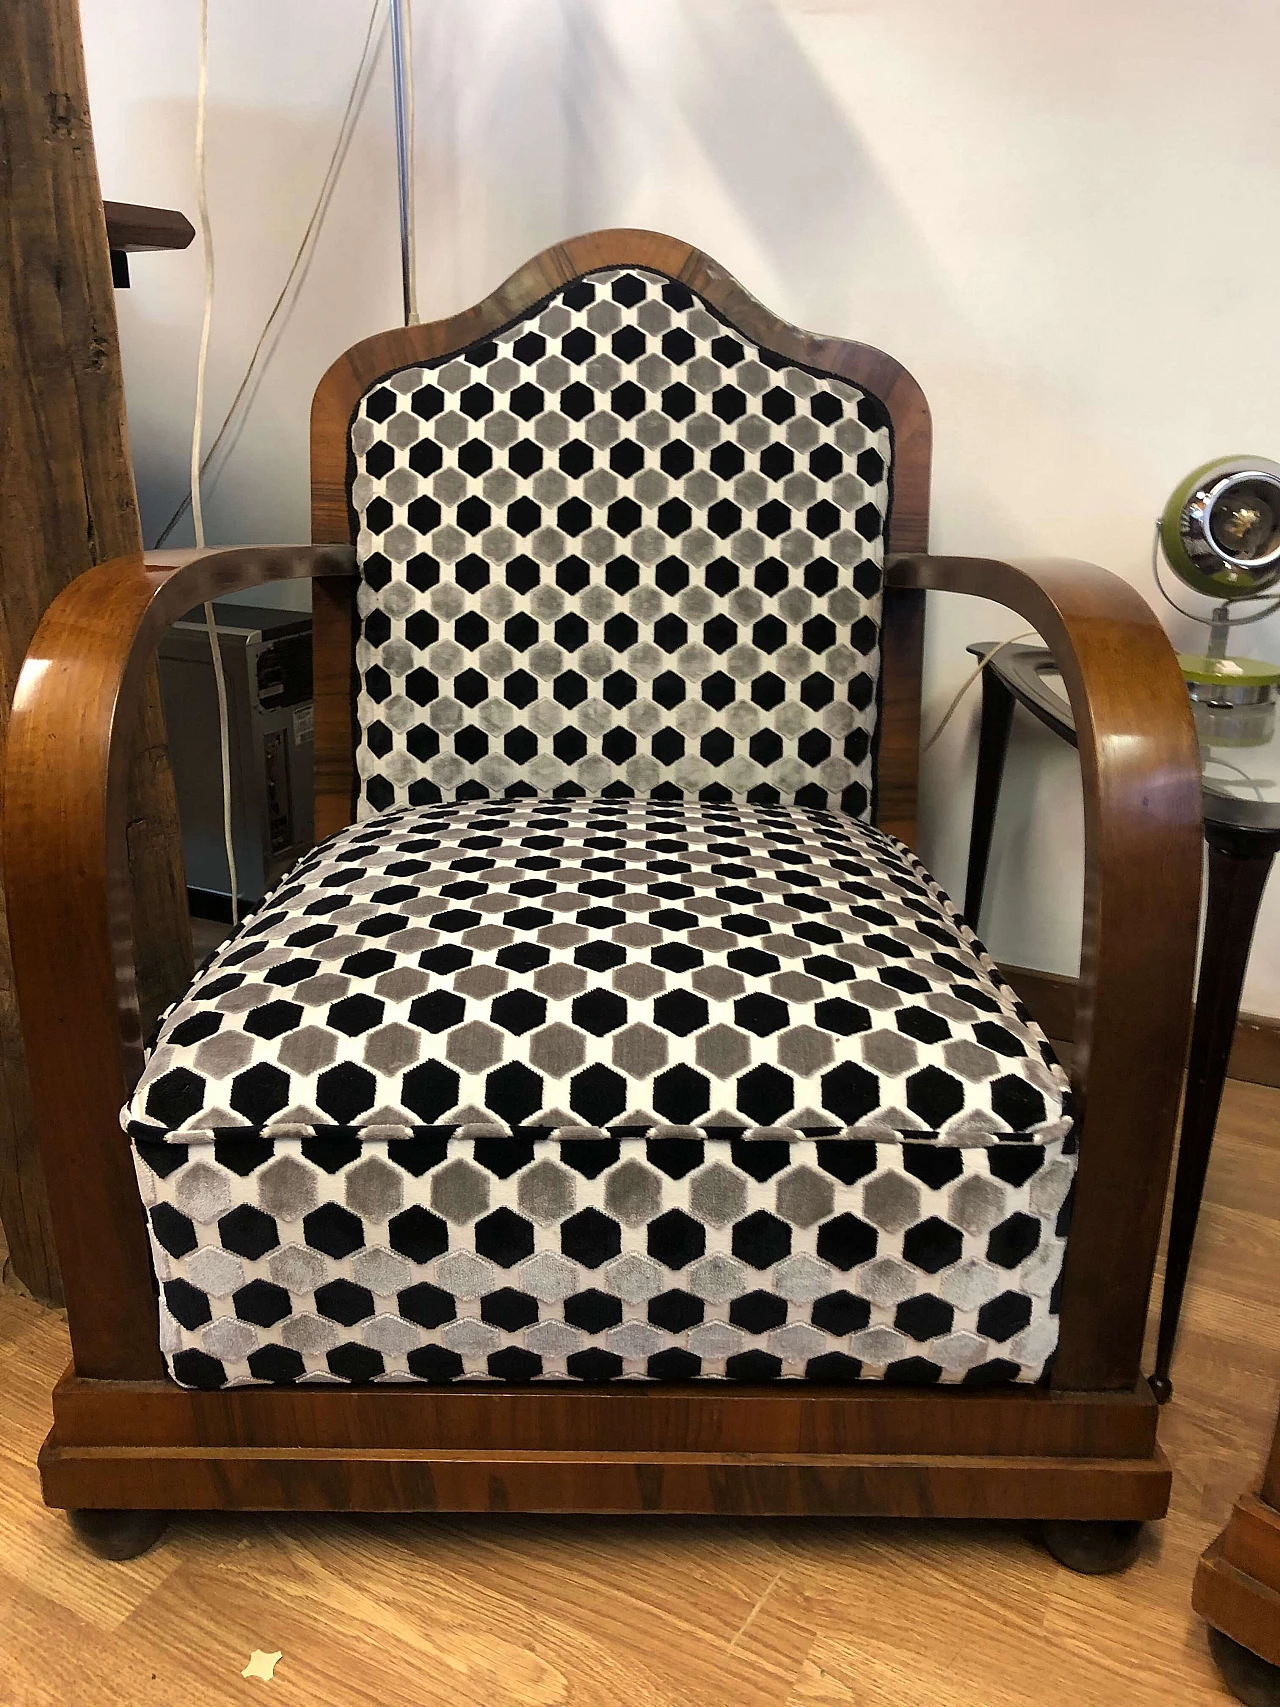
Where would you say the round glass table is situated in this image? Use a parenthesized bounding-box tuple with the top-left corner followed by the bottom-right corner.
(964, 641, 1280, 1404)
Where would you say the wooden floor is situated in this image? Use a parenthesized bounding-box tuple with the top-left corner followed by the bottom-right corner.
(2, 1079, 1278, 1705)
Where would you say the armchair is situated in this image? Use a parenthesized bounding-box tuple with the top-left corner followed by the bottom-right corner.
(5, 231, 1202, 1569)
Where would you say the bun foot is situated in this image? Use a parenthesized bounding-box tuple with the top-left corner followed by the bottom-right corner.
(1041, 1518, 1145, 1575)
(68, 1509, 168, 1561)
(1149, 1372, 1174, 1404)
(1209, 1627, 1280, 1707)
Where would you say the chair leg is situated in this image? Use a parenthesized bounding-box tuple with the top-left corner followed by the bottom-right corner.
(1040, 1518, 1145, 1575)
(68, 1508, 169, 1561)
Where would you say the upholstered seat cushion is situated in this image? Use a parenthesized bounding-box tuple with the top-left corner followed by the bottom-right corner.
(127, 797, 1075, 1389)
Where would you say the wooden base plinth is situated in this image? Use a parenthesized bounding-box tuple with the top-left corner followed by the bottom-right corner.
(41, 1370, 1171, 1523)
(1195, 1493, 1280, 1677)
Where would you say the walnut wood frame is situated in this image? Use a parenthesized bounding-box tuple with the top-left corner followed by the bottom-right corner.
(6, 232, 1201, 1532)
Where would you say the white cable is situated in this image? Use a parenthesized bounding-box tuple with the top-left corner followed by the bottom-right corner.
(189, 0, 213, 555)
(155, 0, 384, 549)
(1202, 755, 1271, 801)
(390, 0, 419, 327)
(921, 633, 1038, 755)
(404, 0, 419, 325)
(191, 0, 240, 928)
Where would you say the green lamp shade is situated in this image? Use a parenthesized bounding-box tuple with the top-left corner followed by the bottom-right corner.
(1160, 457, 1280, 600)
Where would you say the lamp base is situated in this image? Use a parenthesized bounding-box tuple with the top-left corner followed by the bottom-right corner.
(1179, 654, 1279, 749)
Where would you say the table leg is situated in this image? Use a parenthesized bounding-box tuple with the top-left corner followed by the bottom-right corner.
(963, 664, 1016, 931)
(1150, 822, 1280, 1404)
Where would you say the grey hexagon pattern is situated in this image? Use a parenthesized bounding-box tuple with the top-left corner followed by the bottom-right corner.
(136, 1126, 1071, 1389)
(126, 797, 1074, 1390)
(127, 798, 1070, 1148)
(350, 267, 891, 820)
(122, 263, 1080, 1392)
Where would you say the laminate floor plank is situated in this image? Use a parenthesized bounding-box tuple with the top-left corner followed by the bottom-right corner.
(3, 1076, 1278, 1704)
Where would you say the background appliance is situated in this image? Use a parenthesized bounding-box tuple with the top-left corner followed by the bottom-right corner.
(1155, 457, 1280, 745)
(158, 603, 315, 917)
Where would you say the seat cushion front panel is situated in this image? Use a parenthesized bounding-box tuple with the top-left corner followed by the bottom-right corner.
(135, 1130, 1071, 1390)
(125, 797, 1075, 1388)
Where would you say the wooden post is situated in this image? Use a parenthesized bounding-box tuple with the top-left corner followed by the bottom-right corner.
(0, 0, 193, 1301)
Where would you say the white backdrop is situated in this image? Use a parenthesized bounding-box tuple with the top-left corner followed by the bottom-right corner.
(81, 0, 1280, 1015)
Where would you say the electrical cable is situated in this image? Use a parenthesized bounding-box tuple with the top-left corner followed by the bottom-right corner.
(390, 0, 419, 326)
(154, 0, 384, 551)
(176, 0, 396, 926)
(191, 0, 241, 929)
(921, 633, 1037, 755)
(178, 0, 383, 930)
(1201, 754, 1271, 802)
(404, 0, 418, 326)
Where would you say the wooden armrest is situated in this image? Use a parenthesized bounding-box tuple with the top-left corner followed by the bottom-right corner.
(4, 545, 354, 1376)
(888, 554, 1202, 1388)
(7, 542, 355, 1070)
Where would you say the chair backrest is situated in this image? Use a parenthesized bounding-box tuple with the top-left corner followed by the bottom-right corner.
(312, 232, 931, 843)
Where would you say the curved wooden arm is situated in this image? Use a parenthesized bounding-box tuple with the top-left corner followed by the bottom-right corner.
(889, 554, 1202, 1389)
(4, 544, 354, 1378)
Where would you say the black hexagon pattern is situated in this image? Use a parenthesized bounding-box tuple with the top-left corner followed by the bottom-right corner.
(125, 265, 1078, 1390)
(130, 799, 1069, 1146)
(135, 1127, 1072, 1390)
(127, 796, 1076, 1389)
(350, 267, 890, 819)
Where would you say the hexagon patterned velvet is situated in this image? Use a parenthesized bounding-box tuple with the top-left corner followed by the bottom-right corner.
(349, 267, 891, 820)
(124, 262, 1078, 1388)
(126, 798, 1075, 1389)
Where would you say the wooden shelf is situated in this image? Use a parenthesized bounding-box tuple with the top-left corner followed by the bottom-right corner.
(103, 202, 193, 286)
(103, 201, 194, 253)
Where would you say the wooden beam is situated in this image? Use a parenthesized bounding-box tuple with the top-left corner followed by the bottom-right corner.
(0, 0, 193, 1302)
